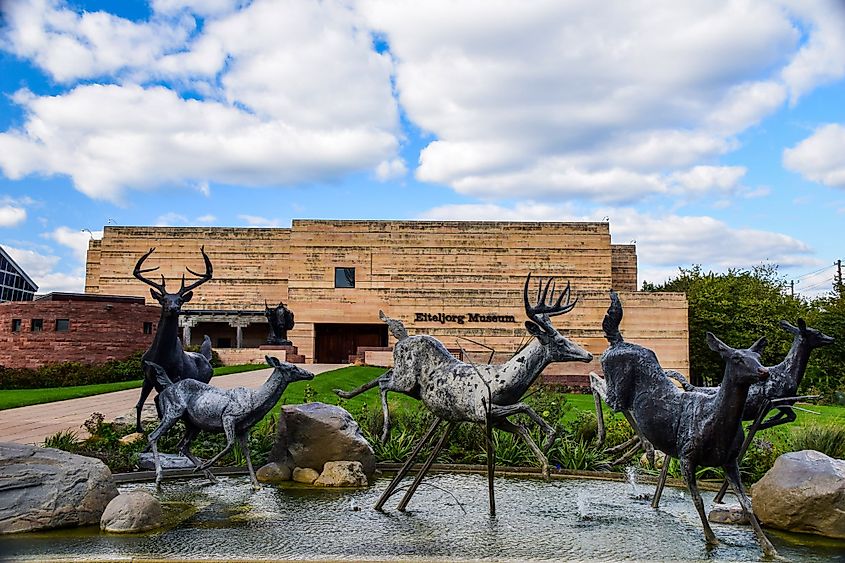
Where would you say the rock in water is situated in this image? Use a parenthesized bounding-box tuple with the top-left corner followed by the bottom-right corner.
(256, 462, 291, 483)
(0, 442, 118, 534)
(292, 467, 319, 484)
(100, 491, 162, 533)
(314, 461, 368, 487)
(751, 450, 845, 539)
(708, 504, 750, 525)
(269, 403, 375, 479)
(138, 452, 196, 470)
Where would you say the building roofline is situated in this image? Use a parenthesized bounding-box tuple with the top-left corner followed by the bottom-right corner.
(0, 245, 38, 290)
(34, 292, 146, 304)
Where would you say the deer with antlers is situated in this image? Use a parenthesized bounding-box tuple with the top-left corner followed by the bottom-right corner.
(133, 246, 214, 433)
(335, 274, 593, 479)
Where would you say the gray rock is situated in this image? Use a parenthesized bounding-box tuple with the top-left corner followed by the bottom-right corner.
(256, 462, 291, 483)
(100, 490, 162, 533)
(269, 403, 375, 479)
(708, 504, 750, 525)
(0, 442, 118, 534)
(751, 450, 845, 539)
(314, 461, 368, 487)
(138, 452, 195, 470)
(292, 467, 319, 484)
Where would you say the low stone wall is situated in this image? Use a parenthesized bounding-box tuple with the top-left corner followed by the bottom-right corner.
(364, 350, 393, 367)
(217, 348, 286, 366)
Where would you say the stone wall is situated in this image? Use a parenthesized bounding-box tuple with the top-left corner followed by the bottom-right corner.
(0, 296, 160, 368)
(611, 244, 638, 291)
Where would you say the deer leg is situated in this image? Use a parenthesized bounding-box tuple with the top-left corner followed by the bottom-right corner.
(494, 417, 550, 479)
(379, 380, 392, 443)
(179, 426, 217, 484)
(489, 403, 557, 452)
(199, 416, 237, 470)
(136, 379, 155, 433)
(396, 422, 455, 511)
(333, 372, 386, 399)
(147, 414, 180, 489)
(758, 406, 795, 431)
(374, 417, 443, 511)
(238, 433, 260, 490)
(723, 462, 777, 558)
(621, 410, 654, 467)
(681, 459, 718, 547)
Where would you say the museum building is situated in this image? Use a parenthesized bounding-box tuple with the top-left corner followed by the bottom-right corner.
(84, 220, 689, 386)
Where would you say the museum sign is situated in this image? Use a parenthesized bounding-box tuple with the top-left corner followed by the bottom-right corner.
(414, 312, 517, 325)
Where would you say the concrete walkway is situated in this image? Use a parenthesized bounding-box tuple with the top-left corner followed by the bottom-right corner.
(0, 364, 346, 446)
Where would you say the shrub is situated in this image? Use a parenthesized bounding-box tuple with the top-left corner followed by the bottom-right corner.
(789, 422, 845, 459)
(0, 351, 145, 389)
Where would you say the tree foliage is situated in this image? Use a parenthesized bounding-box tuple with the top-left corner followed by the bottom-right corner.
(643, 265, 811, 387)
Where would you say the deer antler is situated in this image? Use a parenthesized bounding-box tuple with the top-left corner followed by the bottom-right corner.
(523, 273, 578, 333)
(179, 246, 213, 295)
(133, 247, 166, 292)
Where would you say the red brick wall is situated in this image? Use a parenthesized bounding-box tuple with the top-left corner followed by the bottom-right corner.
(0, 300, 160, 369)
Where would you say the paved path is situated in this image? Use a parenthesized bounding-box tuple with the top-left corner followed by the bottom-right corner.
(0, 364, 346, 446)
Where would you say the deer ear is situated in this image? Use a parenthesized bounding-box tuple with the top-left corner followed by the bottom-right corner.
(181, 290, 194, 302)
(525, 321, 548, 340)
(779, 320, 799, 335)
(150, 288, 163, 302)
(706, 332, 729, 355)
(797, 318, 807, 332)
(749, 337, 767, 354)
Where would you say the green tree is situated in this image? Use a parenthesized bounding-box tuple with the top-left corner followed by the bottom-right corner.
(643, 265, 809, 386)
(804, 286, 845, 403)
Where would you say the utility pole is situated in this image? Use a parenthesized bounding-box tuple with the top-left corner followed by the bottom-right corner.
(790, 280, 794, 297)
(836, 259, 843, 294)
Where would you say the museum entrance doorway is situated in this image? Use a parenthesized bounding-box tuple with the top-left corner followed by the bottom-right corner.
(314, 323, 388, 363)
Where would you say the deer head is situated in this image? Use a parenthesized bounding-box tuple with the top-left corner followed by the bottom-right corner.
(706, 332, 769, 385)
(523, 273, 593, 363)
(265, 355, 314, 383)
(779, 319, 835, 349)
(134, 246, 213, 317)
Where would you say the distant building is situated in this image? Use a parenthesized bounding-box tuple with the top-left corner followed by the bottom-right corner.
(84, 220, 689, 386)
(0, 293, 159, 369)
(0, 246, 37, 302)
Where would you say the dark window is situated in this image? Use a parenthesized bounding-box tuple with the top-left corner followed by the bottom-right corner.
(11, 319, 21, 332)
(143, 322, 153, 334)
(55, 319, 70, 332)
(217, 337, 232, 348)
(334, 267, 356, 288)
(31, 318, 43, 332)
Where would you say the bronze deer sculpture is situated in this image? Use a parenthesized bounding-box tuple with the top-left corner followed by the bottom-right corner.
(336, 275, 592, 513)
(133, 246, 214, 433)
(598, 291, 777, 557)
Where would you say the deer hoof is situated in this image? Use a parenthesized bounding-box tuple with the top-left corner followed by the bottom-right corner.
(543, 430, 558, 451)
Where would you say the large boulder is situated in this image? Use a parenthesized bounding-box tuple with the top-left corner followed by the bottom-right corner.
(751, 450, 845, 539)
(100, 490, 162, 533)
(264, 403, 375, 479)
(0, 442, 118, 534)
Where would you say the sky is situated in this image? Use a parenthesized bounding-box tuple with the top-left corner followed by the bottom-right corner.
(0, 0, 844, 297)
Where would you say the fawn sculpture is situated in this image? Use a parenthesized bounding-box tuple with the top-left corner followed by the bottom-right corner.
(335, 274, 593, 513)
(598, 291, 777, 557)
(145, 357, 314, 489)
(133, 246, 214, 432)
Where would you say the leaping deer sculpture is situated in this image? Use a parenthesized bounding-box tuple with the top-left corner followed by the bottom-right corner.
(598, 291, 777, 557)
(133, 246, 214, 433)
(335, 274, 593, 512)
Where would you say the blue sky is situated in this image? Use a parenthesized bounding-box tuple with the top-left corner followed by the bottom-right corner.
(1, 0, 844, 296)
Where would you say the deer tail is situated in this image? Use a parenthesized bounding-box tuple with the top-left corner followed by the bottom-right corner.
(379, 310, 408, 341)
(144, 361, 173, 389)
(200, 335, 212, 360)
(602, 290, 624, 345)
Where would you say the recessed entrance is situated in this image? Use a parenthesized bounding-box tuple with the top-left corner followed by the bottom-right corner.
(314, 323, 388, 363)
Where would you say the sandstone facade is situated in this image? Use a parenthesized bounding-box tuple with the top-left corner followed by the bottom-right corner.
(84, 220, 689, 383)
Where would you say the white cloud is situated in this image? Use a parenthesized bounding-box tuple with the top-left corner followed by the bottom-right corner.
(375, 158, 407, 181)
(237, 214, 280, 227)
(2, 245, 59, 278)
(783, 123, 845, 188)
(0, 205, 27, 227)
(155, 212, 190, 226)
(359, 1, 840, 201)
(46, 226, 103, 261)
(196, 214, 216, 223)
(419, 202, 816, 285)
(0, 0, 401, 202)
(669, 165, 747, 196)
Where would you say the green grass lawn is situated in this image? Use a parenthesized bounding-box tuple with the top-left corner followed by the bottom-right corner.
(0, 363, 269, 410)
